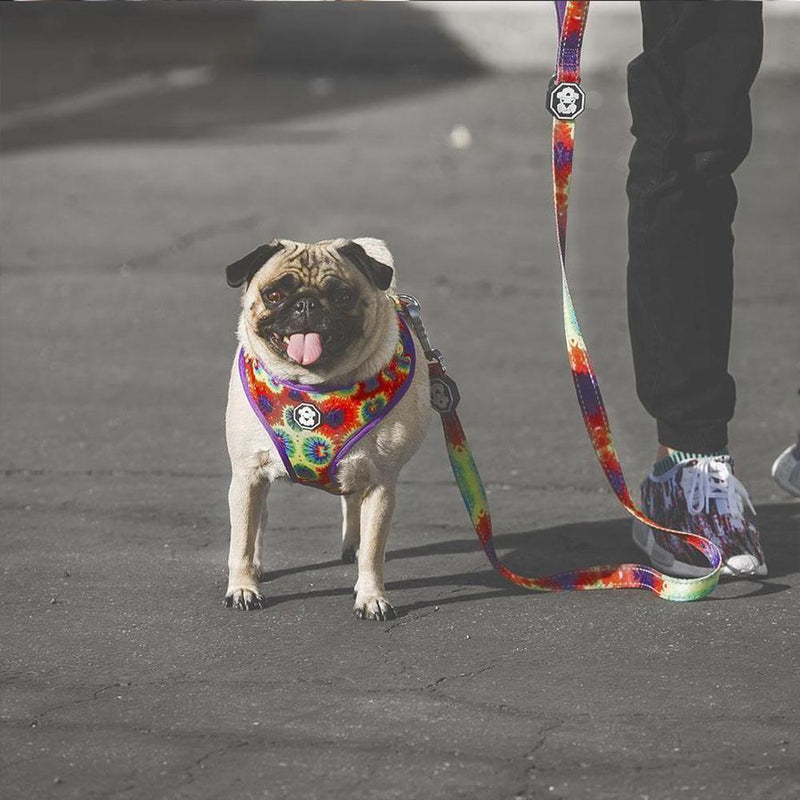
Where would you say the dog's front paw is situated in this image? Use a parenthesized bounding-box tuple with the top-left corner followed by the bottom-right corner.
(224, 587, 268, 611)
(353, 592, 396, 621)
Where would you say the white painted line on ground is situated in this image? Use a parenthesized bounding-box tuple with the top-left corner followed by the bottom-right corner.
(1, 66, 214, 131)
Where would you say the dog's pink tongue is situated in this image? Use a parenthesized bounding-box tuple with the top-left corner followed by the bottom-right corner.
(286, 332, 322, 365)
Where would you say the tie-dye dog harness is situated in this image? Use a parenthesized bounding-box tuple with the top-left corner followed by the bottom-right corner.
(239, 313, 415, 494)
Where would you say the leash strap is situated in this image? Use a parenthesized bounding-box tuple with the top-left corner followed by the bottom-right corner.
(397, 0, 723, 601)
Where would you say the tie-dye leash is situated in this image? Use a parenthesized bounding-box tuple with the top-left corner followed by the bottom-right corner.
(398, 0, 722, 601)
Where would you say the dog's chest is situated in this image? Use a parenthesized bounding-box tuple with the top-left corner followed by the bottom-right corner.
(251, 418, 376, 493)
(238, 316, 415, 495)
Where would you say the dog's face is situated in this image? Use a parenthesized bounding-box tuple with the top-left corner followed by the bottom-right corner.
(227, 238, 395, 376)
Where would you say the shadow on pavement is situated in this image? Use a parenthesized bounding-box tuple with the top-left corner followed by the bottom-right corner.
(260, 502, 798, 612)
(1, 2, 484, 154)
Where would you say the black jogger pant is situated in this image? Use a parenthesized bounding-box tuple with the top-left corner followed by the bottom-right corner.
(626, 1, 763, 452)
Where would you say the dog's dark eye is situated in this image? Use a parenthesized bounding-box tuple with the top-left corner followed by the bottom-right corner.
(335, 290, 354, 306)
(265, 289, 286, 306)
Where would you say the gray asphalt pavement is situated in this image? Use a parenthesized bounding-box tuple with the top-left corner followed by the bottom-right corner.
(1, 4, 798, 800)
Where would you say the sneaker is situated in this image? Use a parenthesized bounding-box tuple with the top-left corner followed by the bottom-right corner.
(632, 455, 767, 578)
(771, 442, 800, 498)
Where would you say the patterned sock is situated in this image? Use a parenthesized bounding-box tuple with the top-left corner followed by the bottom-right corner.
(653, 447, 730, 476)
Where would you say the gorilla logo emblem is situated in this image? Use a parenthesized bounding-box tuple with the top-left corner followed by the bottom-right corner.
(547, 81, 585, 121)
(293, 403, 321, 430)
(429, 376, 461, 415)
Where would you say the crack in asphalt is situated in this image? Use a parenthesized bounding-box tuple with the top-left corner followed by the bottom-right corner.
(2, 467, 231, 480)
(30, 682, 124, 726)
(2, 466, 612, 494)
(180, 739, 251, 788)
(381, 604, 443, 632)
(511, 718, 566, 799)
(425, 660, 498, 690)
(116, 214, 261, 272)
(8, 689, 791, 797)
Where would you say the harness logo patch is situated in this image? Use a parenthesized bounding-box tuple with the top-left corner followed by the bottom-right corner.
(292, 403, 321, 430)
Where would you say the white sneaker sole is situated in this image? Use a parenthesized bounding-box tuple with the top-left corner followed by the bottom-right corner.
(771, 444, 800, 498)
(632, 520, 768, 579)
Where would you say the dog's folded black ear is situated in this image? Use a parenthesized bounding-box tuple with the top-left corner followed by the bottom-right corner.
(225, 241, 284, 288)
(337, 241, 394, 291)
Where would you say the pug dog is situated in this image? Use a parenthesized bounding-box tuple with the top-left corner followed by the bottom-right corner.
(224, 238, 431, 620)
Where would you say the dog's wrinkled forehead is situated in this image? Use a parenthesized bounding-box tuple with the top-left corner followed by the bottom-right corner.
(257, 241, 349, 288)
(225, 238, 394, 291)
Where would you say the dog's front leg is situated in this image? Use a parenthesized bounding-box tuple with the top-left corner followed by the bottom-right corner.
(340, 493, 361, 563)
(225, 471, 269, 610)
(353, 482, 397, 621)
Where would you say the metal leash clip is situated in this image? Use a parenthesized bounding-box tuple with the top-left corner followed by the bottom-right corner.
(396, 293, 460, 415)
(396, 294, 445, 367)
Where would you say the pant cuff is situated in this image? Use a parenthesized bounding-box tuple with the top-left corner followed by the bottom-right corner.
(657, 420, 729, 454)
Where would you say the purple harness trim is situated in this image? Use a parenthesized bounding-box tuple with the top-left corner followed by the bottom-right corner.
(237, 351, 298, 481)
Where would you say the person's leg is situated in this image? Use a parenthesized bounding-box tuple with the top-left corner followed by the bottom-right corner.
(627, 0, 763, 455)
(771, 438, 800, 498)
(627, 1, 766, 577)
(771, 387, 800, 498)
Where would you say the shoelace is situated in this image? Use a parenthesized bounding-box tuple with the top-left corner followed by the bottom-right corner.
(680, 457, 756, 517)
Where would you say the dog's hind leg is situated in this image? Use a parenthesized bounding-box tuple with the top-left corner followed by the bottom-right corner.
(353, 482, 397, 621)
(340, 493, 361, 564)
(225, 473, 269, 610)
